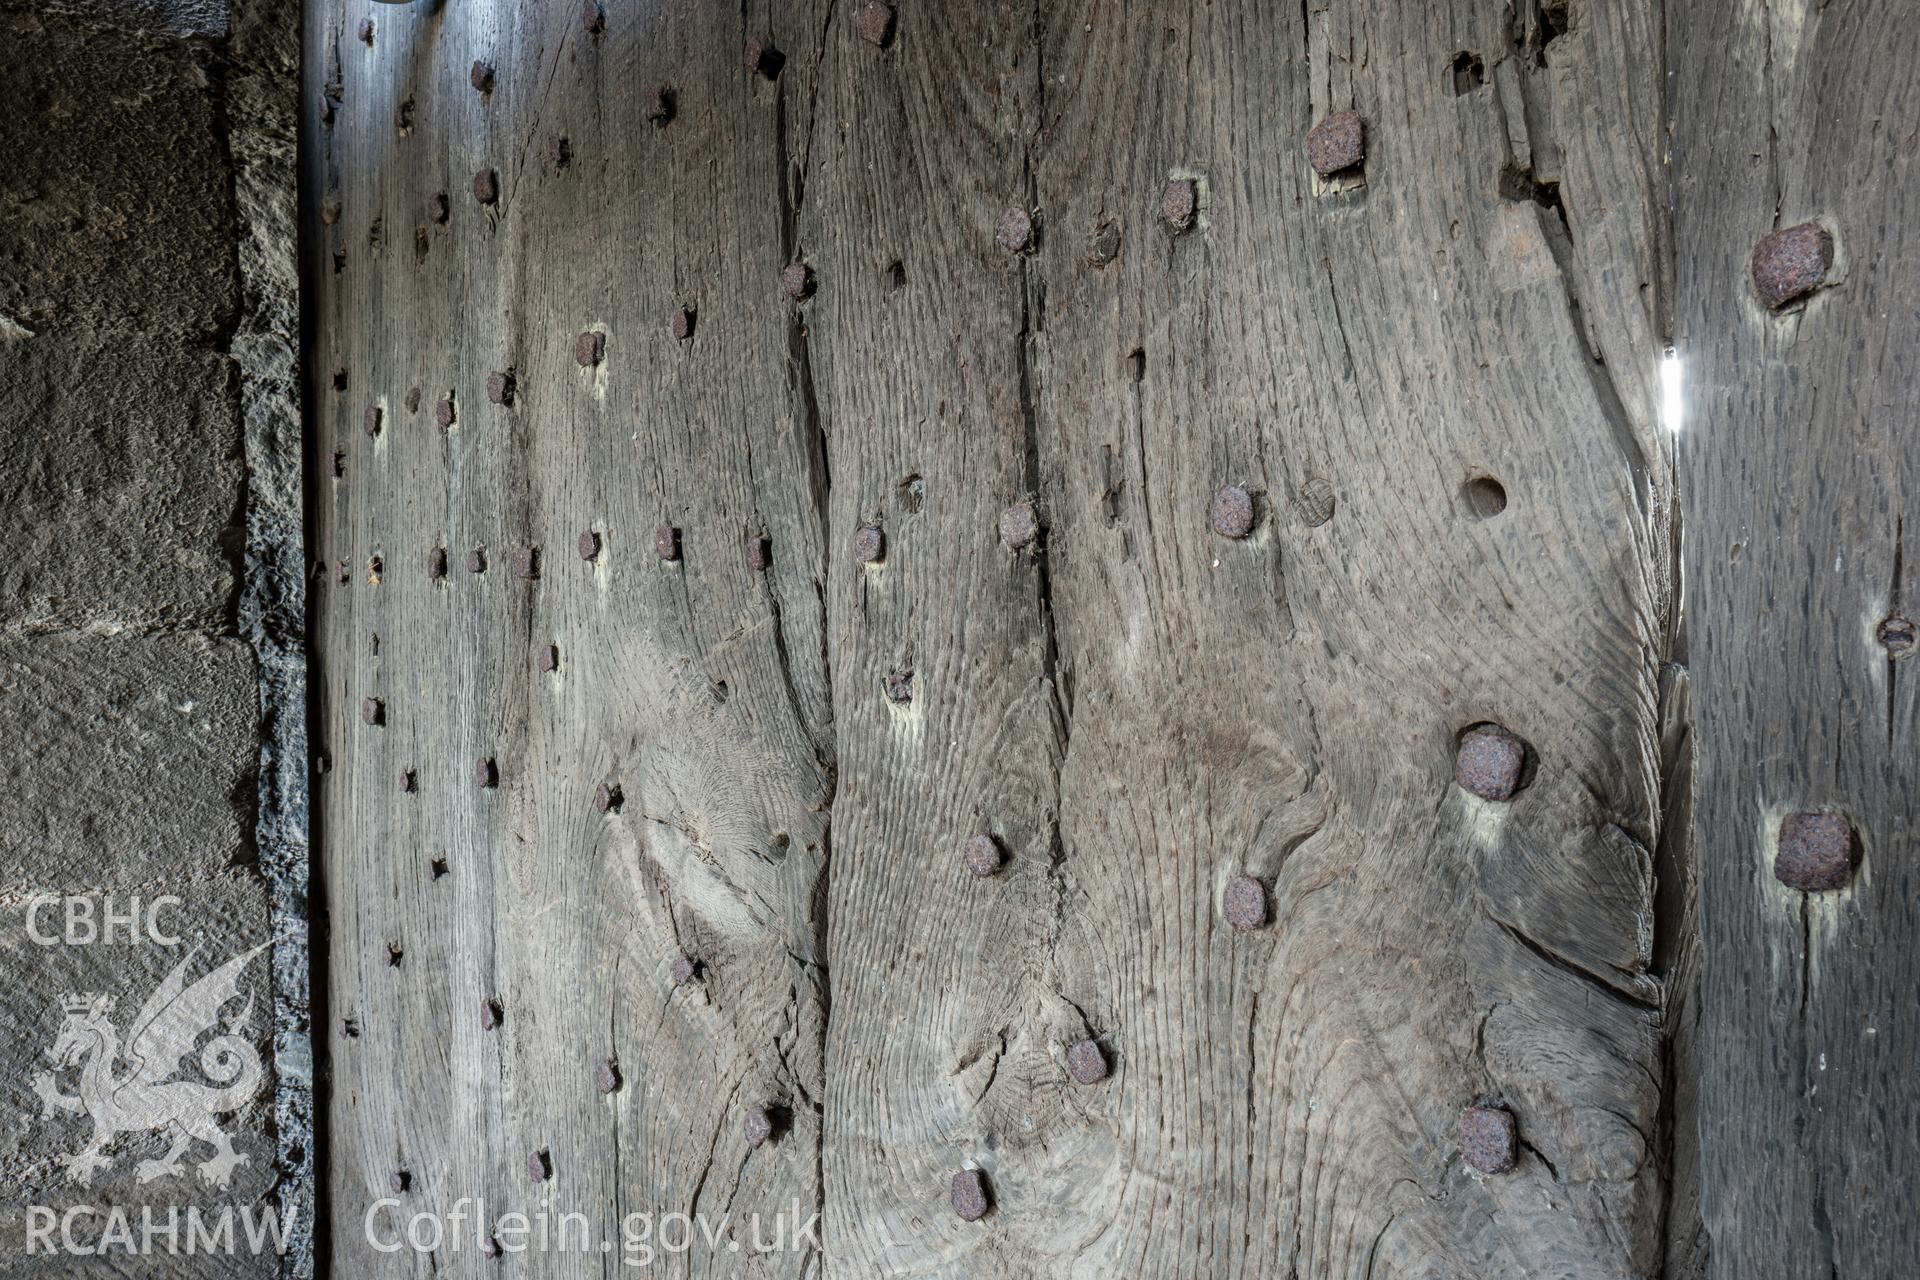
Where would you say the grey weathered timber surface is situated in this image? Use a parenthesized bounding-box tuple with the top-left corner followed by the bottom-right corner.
(1674, 3, 1920, 1278)
(309, 1, 832, 1274)
(0, 0, 306, 1274)
(311, 2, 1675, 1276)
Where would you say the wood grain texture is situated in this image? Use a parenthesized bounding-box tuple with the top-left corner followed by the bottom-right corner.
(310, 2, 831, 1273)
(1673, 2, 1920, 1276)
(309, 1, 1674, 1275)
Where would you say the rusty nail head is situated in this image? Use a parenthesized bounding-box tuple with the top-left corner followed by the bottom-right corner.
(1752, 222, 1833, 309)
(1162, 179, 1197, 229)
(744, 1106, 776, 1149)
(481, 1237, 501, 1258)
(996, 207, 1034, 254)
(320, 199, 341, 226)
(536, 643, 558, 673)
(330, 366, 348, 391)
(428, 192, 449, 224)
(361, 696, 384, 726)
(856, 0, 895, 46)
(747, 535, 772, 571)
(481, 997, 502, 1029)
(528, 1149, 552, 1181)
(1000, 501, 1039, 550)
(745, 37, 782, 77)
(428, 547, 448, 579)
(670, 952, 699, 986)
(363, 405, 382, 437)
(672, 307, 695, 341)
(401, 767, 417, 793)
(389, 1169, 409, 1193)
(885, 669, 913, 704)
(782, 262, 813, 301)
(1210, 484, 1255, 539)
(476, 756, 498, 788)
(578, 530, 600, 560)
(1306, 110, 1366, 178)
(1775, 811, 1855, 891)
(1223, 875, 1267, 930)
(596, 1059, 622, 1093)
(357, 17, 373, 43)
(1066, 1038, 1108, 1085)
(951, 1169, 991, 1222)
(1878, 616, 1915, 655)
(473, 169, 498, 205)
(853, 523, 885, 563)
(1460, 1105, 1517, 1175)
(575, 330, 604, 367)
(486, 370, 514, 404)
(646, 86, 674, 125)
(470, 60, 494, 93)
(582, 0, 604, 33)
(595, 782, 623, 813)
(466, 546, 485, 574)
(656, 525, 682, 561)
(513, 547, 539, 579)
(1455, 724, 1527, 801)
(963, 834, 1003, 877)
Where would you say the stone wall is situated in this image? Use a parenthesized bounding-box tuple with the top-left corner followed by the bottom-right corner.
(0, 0, 305, 1273)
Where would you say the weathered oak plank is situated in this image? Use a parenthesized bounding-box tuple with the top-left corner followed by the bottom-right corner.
(1674, 3, 1920, 1276)
(311, 1, 1675, 1275)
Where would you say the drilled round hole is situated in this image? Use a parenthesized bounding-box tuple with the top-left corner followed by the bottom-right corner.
(1463, 476, 1508, 519)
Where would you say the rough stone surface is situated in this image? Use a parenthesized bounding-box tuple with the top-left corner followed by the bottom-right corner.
(4, 0, 228, 37)
(0, 16, 236, 336)
(0, 339, 240, 630)
(0, 2, 301, 1266)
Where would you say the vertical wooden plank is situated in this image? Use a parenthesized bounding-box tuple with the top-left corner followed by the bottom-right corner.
(310, 1, 830, 1273)
(801, 0, 1672, 1274)
(1674, 2, 1920, 1275)
(311, 0, 1677, 1274)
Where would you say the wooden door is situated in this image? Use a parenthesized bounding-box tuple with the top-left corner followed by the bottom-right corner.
(304, 1, 1915, 1276)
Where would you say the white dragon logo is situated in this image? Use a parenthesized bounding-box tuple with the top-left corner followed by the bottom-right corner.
(30, 943, 267, 1189)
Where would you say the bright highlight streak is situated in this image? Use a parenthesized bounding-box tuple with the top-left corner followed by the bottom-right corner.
(1659, 348, 1686, 434)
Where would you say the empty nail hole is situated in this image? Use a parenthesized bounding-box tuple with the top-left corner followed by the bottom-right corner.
(1450, 50, 1485, 95)
(1125, 347, 1145, 382)
(897, 473, 925, 514)
(713, 680, 729, 704)
(885, 260, 906, 291)
(1463, 476, 1508, 519)
(430, 856, 449, 879)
